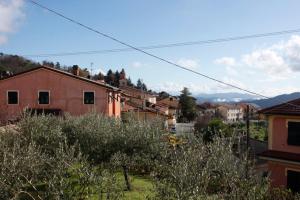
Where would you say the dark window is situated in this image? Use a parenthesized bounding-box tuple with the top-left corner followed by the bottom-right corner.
(8, 91, 18, 104)
(39, 91, 49, 104)
(287, 170, 300, 193)
(287, 122, 300, 146)
(84, 92, 94, 104)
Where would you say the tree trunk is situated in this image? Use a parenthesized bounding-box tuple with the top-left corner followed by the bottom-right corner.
(122, 165, 131, 191)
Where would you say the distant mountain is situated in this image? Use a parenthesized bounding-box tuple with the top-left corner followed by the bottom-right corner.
(196, 92, 259, 103)
(249, 92, 300, 109)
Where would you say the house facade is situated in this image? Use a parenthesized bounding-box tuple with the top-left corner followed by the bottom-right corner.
(216, 104, 244, 123)
(0, 66, 121, 123)
(259, 99, 300, 192)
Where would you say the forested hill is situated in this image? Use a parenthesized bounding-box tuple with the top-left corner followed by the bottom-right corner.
(0, 53, 42, 75)
(0, 53, 150, 91)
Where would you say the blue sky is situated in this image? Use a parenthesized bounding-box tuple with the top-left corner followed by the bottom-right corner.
(1, 0, 300, 97)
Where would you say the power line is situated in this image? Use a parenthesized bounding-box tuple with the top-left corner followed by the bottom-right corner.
(23, 28, 300, 58)
(27, 0, 300, 110)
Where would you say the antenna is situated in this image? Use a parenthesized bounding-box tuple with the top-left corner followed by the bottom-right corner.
(90, 62, 94, 75)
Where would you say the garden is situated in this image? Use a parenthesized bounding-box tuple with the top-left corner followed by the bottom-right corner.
(0, 113, 299, 199)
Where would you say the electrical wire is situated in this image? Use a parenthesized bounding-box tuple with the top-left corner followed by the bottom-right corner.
(27, 0, 300, 110)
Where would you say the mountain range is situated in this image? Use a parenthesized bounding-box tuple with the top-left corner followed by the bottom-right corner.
(196, 92, 259, 103)
(196, 92, 300, 108)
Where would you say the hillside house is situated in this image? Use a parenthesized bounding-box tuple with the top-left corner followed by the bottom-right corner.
(0, 66, 121, 123)
(216, 104, 244, 123)
(157, 96, 179, 116)
(258, 99, 300, 192)
(121, 100, 168, 127)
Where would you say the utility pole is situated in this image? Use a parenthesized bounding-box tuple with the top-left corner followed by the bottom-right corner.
(246, 104, 250, 178)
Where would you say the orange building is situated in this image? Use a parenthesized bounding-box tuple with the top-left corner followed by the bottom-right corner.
(259, 99, 300, 192)
(0, 66, 121, 123)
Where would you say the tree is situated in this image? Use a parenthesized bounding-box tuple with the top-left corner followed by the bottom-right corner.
(55, 62, 61, 69)
(114, 70, 120, 87)
(105, 69, 115, 85)
(159, 91, 170, 99)
(136, 79, 143, 89)
(178, 87, 197, 122)
(136, 79, 148, 91)
(127, 77, 134, 87)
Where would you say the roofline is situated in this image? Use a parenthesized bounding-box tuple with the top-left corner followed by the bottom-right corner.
(258, 98, 300, 114)
(0, 66, 120, 91)
(259, 113, 300, 117)
(259, 156, 300, 165)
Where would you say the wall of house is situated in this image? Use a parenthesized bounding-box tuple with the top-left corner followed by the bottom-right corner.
(269, 116, 300, 154)
(268, 161, 300, 187)
(0, 68, 120, 123)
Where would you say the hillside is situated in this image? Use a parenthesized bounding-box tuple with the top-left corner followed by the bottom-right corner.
(0, 53, 41, 76)
(196, 92, 259, 103)
(250, 92, 300, 108)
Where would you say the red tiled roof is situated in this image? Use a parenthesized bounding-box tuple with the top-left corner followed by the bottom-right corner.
(0, 66, 120, 91)
(258, 98, 300, 116)
(259, 150, 300, 163)
(123, 101, 168, 117)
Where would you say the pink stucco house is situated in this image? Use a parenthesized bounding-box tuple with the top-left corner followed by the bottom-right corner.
(0, 66, 121, 123)
(259, 99, 300, 192)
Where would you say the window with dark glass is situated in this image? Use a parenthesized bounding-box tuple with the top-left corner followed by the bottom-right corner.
(287, 170, 300, 193)
(39, 91, 49, 104)
(8, 91, 18, 104)
(84, 92, 94, 104)
(287, 121, 300, 146)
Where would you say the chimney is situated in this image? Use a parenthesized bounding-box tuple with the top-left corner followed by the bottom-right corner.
(72, 65, 80, 76)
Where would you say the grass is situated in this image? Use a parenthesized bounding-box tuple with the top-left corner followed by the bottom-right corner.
(89, 172, 154, 200)
(117, 173, 154, 200)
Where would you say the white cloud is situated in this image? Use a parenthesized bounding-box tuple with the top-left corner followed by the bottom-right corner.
(260, 86, 300, 97)
(214, 57, 238, 76)
(132, 61, 142, 68)
(0, 35, 8, 45)
(151, 82, 211, 95)
(93, 67, 106, 75)
(218, 77, 246, 91)
(272, 35, 300, 71)
(177, 58, 199, 70)
(151, 77, 247, 95)
(0, 0, 25, 44)
(214, 57, 236, 66)
(242, 49, 290, 75)
(239, 35, 300, 80)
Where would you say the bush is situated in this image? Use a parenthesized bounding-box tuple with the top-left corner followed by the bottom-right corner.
(151, 136, 268, 200)
(0, 114, 124, 199)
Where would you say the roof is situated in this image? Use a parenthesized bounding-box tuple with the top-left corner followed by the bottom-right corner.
(259, 150, 300, 164)
(258, 98, 300, 116)
(0, 66, 120, 91)
(124, 101, 168, 117)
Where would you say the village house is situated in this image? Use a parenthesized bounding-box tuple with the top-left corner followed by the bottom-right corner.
(121, 100, 169, 127)
(216, 104, 244, 123)
(156, 96, 179, 117)
(197, 102, 218, 117)
(118, 73, 176, 128)
(258, 99, 300, 192)
(0, 66, 121, 124)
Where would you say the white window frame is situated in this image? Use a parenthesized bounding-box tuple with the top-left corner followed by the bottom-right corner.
(38, 90, 50, 105)
(7, 90, 19, 105)
(83, 91, 95, 105)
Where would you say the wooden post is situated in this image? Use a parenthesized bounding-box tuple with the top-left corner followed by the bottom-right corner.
(246, 105, 250, 178)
